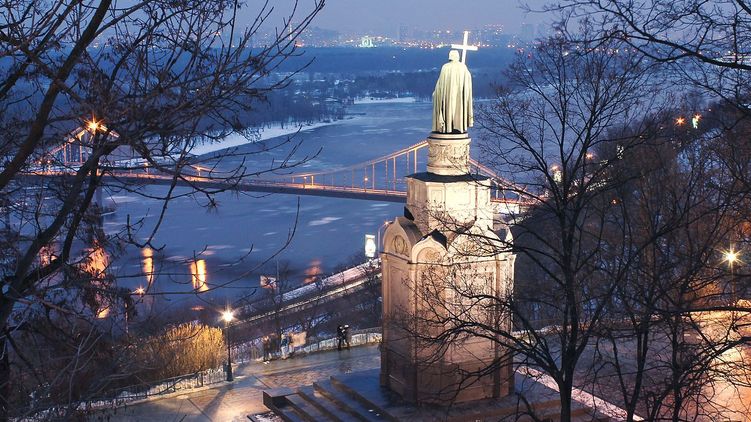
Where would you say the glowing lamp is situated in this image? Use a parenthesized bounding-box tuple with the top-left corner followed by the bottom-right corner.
(222, 309, 234, 323)
(87, 119, 101, 132)
(365, 234, 377, 258)
(724, 250, 739, 265)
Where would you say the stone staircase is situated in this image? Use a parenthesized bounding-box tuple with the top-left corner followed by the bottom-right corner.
(259, 369, 612, 422)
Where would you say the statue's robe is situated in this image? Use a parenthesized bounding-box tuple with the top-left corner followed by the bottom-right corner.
(432, 59, 473, 133)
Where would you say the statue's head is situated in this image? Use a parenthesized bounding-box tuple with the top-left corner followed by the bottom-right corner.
(448, 50, 460, 62)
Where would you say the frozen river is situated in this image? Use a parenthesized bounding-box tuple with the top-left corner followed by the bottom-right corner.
(103, 101, 448, 306)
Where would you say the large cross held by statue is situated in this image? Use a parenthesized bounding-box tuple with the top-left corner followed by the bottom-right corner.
(451, 30, 479, 64)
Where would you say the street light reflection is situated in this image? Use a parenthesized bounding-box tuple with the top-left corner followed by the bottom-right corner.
(191, 259, 209, 292)
(142, 247, 154, 286)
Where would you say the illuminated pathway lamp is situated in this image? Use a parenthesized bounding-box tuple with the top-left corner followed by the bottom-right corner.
(724, 249, 739, 266)
(222, 309, 234, 381)
(723, 248, 740, 305)
(364, 234, 377, 258)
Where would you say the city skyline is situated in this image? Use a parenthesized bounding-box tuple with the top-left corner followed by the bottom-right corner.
(258, 0, 548, 36)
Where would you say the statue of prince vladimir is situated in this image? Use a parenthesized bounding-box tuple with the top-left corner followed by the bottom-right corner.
(432, 49, 473, 134)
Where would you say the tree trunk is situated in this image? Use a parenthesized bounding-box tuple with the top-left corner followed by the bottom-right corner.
(559, 380, 573, 422)
(0, 336, 10, 422)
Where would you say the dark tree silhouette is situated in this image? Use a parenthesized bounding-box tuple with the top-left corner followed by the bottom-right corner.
(0, 0, 323, 418)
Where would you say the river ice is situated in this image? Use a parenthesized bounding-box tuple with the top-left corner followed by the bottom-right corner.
(103, 102, 438, 305)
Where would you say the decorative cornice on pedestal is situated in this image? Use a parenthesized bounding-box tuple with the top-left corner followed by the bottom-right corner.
(428, 132, 469, 141)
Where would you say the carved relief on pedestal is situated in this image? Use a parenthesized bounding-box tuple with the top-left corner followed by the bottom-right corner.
(392, 235, 408, 255)
(427, 144, 445, 163)
(450, 144, 469, 162)
(419, 248, 443, 263)
(426, 133, 471, 176)
(428, 143, 465, 169)
(428, 144, 470, 169)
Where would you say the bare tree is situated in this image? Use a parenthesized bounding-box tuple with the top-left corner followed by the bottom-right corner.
(476, 29, 659, 420)
(548, 0, 751, 260)
(400, 28, 751, 420)
(547, 0, 751, 115)
(383, 28, 659, 418)
(0, 0, 323, 418)
(584, 115, 748, 421)
(543, 1, 751, 396)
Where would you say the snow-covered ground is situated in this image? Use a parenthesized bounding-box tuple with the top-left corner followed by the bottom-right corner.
(189, 118, 357, 157)
(353, 96, 417, 105)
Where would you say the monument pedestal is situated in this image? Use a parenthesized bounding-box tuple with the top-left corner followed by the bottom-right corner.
(378, 132, 516, 405)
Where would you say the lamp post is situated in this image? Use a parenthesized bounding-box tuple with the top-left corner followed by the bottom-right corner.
(125, 286, 146, 336)
(222, 309, 234, 382)
(723, 249, 739, 306)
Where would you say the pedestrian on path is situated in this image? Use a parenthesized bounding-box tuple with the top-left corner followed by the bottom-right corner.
(262, 335, 271, 363)
(337, 324, 350, 350)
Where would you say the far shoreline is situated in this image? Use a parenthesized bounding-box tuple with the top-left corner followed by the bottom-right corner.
(190, 116, 361, 157)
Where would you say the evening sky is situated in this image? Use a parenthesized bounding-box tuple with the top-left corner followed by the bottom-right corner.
(257, 0, 547, 36)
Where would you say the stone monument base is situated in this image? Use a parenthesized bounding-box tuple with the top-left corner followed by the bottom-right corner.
(426, 132, 472, 176)
(260, 369, 612, 422)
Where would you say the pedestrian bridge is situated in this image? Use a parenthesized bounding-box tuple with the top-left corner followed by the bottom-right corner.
(34, 138, 533, 215)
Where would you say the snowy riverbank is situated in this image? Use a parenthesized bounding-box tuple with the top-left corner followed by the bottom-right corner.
(189, 118, 358, 157)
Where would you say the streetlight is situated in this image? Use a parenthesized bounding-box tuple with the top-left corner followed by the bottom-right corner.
(723, 248, 740, 306)
(86, 118, 101, 133)
(222, 309, 234, 381)
(364, 234, 377, 259)
(551, 165, 562, 184)
(724, 249, 738, 266)
(692, 114, 701, 129)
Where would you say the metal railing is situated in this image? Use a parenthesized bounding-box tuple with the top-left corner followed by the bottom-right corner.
(85, 367, 226, 410)
(88, 329, 381, 412)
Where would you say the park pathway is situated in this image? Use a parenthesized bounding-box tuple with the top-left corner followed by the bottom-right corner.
(96, 345, 380, 422)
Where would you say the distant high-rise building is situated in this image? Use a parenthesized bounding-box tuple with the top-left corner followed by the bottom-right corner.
(520, 23, 535, 41)
(479, 24, 505, 47)
(299, 26, 340, 47)
(537, 23, 550, 38)
(399, 24, 409, 43)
